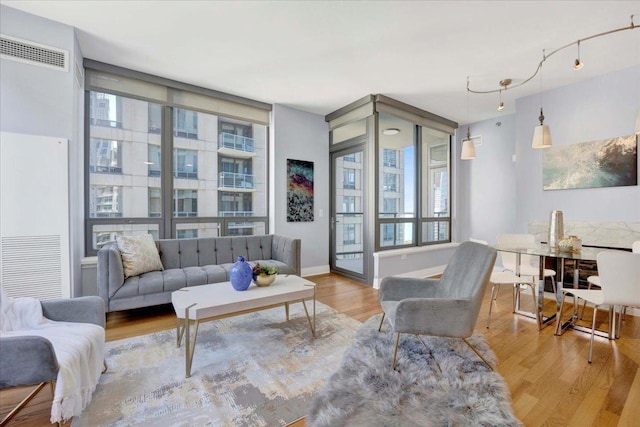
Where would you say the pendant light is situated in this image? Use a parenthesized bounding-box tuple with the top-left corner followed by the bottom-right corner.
(532, 56, 552, 149)
(461, 77, 476, 160)
(497, 90, 504, 111)
(461, 127, 476, 160)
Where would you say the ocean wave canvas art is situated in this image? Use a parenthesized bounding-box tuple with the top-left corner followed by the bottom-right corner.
(287, 159, 314, 222)
(543, 135, 637, 191)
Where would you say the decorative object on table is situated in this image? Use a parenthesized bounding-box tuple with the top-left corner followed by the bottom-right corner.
(229, 256, 252, 291)
(548, 210, 564, 249)
(252, 263, 278, 287)
(307, 315, 522, 427)
(72, 302, 360, 427)
(287, 159, 314, 222)
(543, 134, 637, 190)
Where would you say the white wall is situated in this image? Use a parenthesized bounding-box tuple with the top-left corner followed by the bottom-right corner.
(0, 5, 84, 297)
(456, 114, 517, 245)
(515, 65, 640, 231)
(271, 104, 330, 275)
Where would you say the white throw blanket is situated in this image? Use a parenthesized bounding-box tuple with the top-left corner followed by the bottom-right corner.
(0, 289, 105, 424)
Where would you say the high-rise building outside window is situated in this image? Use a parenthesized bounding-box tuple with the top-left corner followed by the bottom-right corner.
(85, 67, 270, 255)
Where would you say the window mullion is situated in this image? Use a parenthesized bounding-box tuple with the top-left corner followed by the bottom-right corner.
(162, 106, 174, 238)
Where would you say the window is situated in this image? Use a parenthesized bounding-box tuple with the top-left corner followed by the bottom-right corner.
(174, 109, 198, 139)
(343, 224, 356, 245)
(383, 148, 397, 168)
(343, 153, 356, 162)
(174, 189, 197, 217)
(421, 128, 451, 243)
(173, 149, 198, 179)
(176, 229, 198, 239)
(382, 198, 397, 216)
(148, 188, 161, 218)
(90, 92, 122, 128)
(148, 104, 161, 134)
(148, 145, 161, 177)
(85, 65, 270, 255)
(342, 196, 356, 213)
(90, 185, 122, 217)
(343, 169, 356, 189)
(90, 139, 122, 174)
(383, 173, 397, 192)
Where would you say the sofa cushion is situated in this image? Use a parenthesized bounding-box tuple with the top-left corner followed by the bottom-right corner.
(116, 234, 164, 279)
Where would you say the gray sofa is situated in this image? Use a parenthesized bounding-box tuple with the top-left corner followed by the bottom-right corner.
(98, 234, 301, 313)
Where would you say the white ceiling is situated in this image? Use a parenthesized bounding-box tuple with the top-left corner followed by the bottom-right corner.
(3, 1, 639, 125)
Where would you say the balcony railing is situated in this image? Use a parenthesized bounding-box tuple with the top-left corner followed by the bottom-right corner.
(219, 211, 255, 217)
(219, 172, 254, 189)
(218, 132, 255, 153)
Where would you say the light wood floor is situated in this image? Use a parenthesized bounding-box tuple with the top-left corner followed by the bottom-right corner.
(1, 273, 638, 426)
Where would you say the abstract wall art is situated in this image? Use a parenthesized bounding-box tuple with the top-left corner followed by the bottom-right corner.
(543, 135, 637, 190)
(287, 159, 314, 222)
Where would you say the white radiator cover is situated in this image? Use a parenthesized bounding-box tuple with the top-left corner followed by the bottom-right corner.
(0, 132, 70, 299)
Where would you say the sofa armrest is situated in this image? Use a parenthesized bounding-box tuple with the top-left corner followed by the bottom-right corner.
(0, 336, 59, 389)
(271, 235, 301, 277)
(41, 296, 105, 328)
(97, 242, 125, 311)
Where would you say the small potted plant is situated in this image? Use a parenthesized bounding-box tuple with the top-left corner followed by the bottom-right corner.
(252, 263, 278, 287)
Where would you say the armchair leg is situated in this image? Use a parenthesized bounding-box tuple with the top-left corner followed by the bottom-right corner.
(461, 337, 494, 371)
(391, 333, 401, 370)
(377, 313, 385, 332)
(0, 381, 50, 426)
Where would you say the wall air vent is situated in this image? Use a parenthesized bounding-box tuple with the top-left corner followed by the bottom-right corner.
(1, 34, 69, 72)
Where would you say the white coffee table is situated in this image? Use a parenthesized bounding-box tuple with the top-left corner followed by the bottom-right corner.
(171, 274, 316, 377)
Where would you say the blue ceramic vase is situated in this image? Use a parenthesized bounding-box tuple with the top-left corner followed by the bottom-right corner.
(230, 256, 252, 291)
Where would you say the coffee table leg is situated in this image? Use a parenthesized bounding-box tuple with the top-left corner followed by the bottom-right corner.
(176, 317, 186, 347)
(183, 304, 198, 378)
(285, 302, 290, 321)
(301, 299, 315, 339)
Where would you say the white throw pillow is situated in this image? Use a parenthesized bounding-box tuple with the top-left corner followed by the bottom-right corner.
(116, 234, 164, 279)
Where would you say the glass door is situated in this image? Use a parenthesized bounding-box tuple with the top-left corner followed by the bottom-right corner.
(331, 148, 365, 277)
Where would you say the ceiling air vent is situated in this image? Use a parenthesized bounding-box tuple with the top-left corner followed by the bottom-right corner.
(1, 34, 69, 72)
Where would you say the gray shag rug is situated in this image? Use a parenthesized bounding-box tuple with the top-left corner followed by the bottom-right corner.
(307, 315, 522, 427)
(72, 302, 361, 427)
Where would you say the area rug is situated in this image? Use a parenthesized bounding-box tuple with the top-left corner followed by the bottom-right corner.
(307, 315, 522, 427)
(72, 302, 361, 427)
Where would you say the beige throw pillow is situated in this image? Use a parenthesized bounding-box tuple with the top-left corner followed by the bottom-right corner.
(116, 234, 164, 279)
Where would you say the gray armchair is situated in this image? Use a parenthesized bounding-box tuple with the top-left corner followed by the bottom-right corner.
(378, 241, 497, 369)
(0, 296, 105, 425)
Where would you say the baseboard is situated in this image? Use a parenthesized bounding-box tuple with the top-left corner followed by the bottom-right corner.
(301, 265, 330, 277)
(373, 265, 447, 289)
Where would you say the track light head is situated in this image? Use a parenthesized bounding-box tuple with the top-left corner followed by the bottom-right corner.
(573, 58, 584, 70)
(497, 101, 505, 111)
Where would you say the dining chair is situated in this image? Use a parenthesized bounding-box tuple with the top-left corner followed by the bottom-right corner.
(497, 234, 557, 293)
(581, 240, 640, 326)
(470, 238, 538, 328)
(558, 251, 640, 362)
(378, 241, 496, 370)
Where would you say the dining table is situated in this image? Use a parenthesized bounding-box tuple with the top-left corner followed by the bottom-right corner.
(492, 243, 625, 339)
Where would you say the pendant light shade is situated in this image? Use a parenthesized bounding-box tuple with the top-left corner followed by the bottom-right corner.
(461, 127, 476, 160)
(461, 139, 476, 159)
(532, 124, 552, 149)
(531, 107, 552, 149)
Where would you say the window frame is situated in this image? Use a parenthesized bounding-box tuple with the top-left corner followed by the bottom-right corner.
(84, 82, 270, 256)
